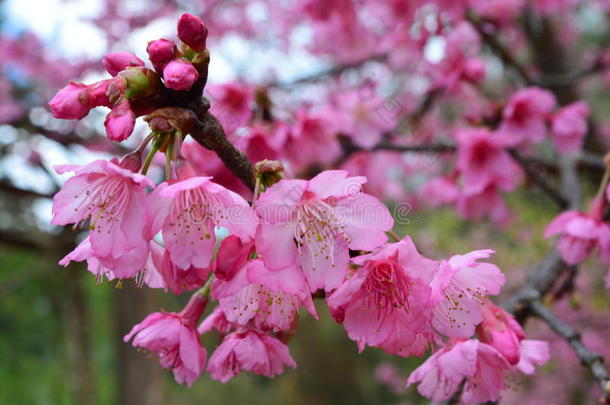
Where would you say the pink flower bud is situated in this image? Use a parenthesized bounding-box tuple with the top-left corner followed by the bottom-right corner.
(463, 58, 486, 83)
(104, 99, 135, 142)
(146, 39, 177, 73)
(177, 13, 208, 52)
(48, 82, 92, 119)
(102, 52, 145, 76)
(163, 58, 199, 91)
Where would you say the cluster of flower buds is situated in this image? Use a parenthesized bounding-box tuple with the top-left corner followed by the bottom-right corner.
(49, 13, 209, 142)
(48, 12, 552, 404)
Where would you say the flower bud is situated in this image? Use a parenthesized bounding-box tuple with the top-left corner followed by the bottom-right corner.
(163, 58, 199, 91)
(146, 39, 177, 73)
(49, 82, 92, 119)
(104, 99, 136, 142)
(177, 13, 208, 52)
(102, 52, 145, 76)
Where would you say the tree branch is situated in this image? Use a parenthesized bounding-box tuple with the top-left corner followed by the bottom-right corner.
(529, 300, 610, 401)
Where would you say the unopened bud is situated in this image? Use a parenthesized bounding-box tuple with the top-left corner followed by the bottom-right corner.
(163, 58, 199, 91)
(146, 39, 177, 73)
(177, 13, 208, 52)
(119, 67, 160, 98)
(254, 159, 285, 189)
(104, 99, 136, 142)
(102, 52, 145, 76)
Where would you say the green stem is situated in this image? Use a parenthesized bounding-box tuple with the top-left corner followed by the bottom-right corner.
(165, 135, 174, 181)
(197, 274, 214, 299)
(140, 140, 160, 175)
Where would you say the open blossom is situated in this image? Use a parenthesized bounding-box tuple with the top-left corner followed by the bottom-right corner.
(149, 242, 210, 294)
(455, 128, 522, 195)
(327, 237, 437, 356)
(430, 250, 505, 338)
(254, 170, 393, 292)
(407, 339, 511, 403)
(211, 235, 317, 331)
(146, 174, 257, 270)
(544, 197, 609, 265)
(476, 299, 525, 365)
(51, 159, 154, 266)
(102, 52, 145, 76)
(124, 293, 208, 386)
(499, 87, 556, 144)
(59, 236, 164, 286)
(551, 101, 589, 154)
(207, 329, 296, 382)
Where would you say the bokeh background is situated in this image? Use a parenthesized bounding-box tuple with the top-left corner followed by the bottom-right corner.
(1, 0, 610, 404)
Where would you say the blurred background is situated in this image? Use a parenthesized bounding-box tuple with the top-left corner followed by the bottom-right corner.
(1, 0, 610, 404)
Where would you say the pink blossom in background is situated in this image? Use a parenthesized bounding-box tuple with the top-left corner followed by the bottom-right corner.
(334, 89, 396, 149)
(456, 184, 511, 225)
(207, 329, 296, 382)
(455, 128, 522, 195)
(499, 87, 556, 144)
(207, 82, 254, 134)
(340, 151, 407, 201)
(551, 101, 590, 154)
(254, 170, 393, 292)
(124, 293, 208, 386)
(545, 198, 609, 265)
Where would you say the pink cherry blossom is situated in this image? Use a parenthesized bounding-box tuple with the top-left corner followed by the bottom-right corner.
(211, 235, 316, 331)
(207, 329, 296, 382)
(177, 13, 208, 52)
(102, 52, 145, 76)
(544, 200, 609, 265)
(335, 89, 395, 149)
(146, 175, 257, 270)
(456, 184, 511, 225)
(149, 242, 211, 294)
(430, 250, 505, 338)
(407, 339, 511, 403)
(499, 87, 556, 144)
(284, 108, 342, 170)
(455, 128, 522, 195)
(476, 299, 526, 365)
(198, 307, 234, 336)
(254, 170, 393, 292)
(551, 101, 590, 154)
(327, 237, 437, 356)
(59, 236, 164, 286)
(515, 339, 550, 375)
(163, 58, 199, 91)
(124, 293, 208, 386)
(207, 82, 254, 134)
(104, 98, 135, 142)
(51, 159, 154, 265)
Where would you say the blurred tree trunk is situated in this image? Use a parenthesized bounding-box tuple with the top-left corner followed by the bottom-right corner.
(64, 266, 97, 405)
(114, 285, 164, 405)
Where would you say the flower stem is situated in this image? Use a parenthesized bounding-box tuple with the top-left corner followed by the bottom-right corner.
(141, 139, 160, 175)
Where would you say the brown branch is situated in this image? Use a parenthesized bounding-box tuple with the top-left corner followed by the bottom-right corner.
(189, 109, 255, 191)
(529, 300, 610, 402)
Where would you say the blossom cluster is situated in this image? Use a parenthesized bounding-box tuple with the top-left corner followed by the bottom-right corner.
(48, 9, 610, 405)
